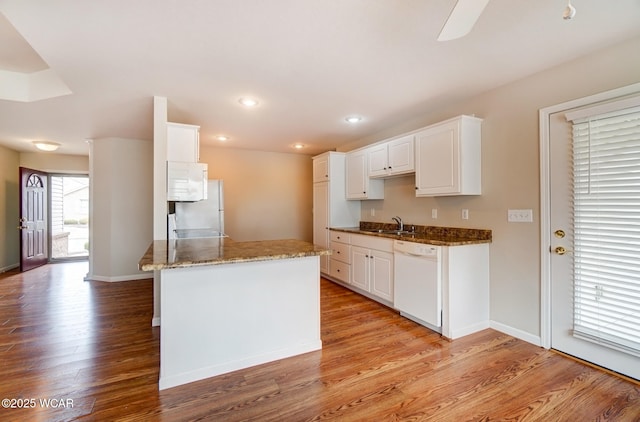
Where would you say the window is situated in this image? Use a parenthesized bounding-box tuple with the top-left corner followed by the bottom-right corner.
(568, 100, 640, 356)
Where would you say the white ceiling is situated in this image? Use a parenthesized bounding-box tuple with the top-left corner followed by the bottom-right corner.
(0, 0, 639, 156)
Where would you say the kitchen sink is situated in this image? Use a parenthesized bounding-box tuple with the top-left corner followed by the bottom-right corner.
(361, 229, 414, 236)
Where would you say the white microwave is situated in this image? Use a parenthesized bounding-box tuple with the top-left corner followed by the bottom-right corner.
(167, 161, 208, 201)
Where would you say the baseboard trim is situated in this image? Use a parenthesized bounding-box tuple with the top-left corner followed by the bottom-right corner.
(490, 320, 542, 347)
(84, 273, 153, 282)
(0, 263, 19, 274)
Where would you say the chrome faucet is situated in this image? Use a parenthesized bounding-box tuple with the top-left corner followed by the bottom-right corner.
(392, 216, 403, 232)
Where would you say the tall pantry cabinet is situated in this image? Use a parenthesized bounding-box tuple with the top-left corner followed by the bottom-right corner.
(312, 152, 360, 275)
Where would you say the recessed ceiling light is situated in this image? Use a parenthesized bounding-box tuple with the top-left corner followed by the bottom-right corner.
(238, 97, 259, 107)
(33, 141, 60, 151)
(292, 143, 306, 150)
(215, 135, 230, 142)
(345, 116, 362, 123)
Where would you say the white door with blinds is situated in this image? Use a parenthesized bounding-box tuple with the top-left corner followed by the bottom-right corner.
(549, 94, 640, 380)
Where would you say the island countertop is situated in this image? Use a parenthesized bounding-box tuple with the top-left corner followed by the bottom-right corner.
(139, 238, 331, 271)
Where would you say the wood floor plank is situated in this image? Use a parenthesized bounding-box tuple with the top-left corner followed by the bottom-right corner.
(0, 262, 638, 421)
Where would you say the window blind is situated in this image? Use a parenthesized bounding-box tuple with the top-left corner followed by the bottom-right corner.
(570, 105, 640, 356)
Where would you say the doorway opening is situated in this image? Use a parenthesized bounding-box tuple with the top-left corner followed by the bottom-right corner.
(50, 175, 89, 261)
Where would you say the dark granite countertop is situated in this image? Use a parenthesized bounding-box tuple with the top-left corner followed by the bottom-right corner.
(139, 238, 331, 271)
(331, 222, 492, 246)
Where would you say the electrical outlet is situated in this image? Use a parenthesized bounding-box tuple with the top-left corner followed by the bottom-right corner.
(508, 209, 533, 222)
(461, 209, 469, 220)
(431, 208, 438, 219)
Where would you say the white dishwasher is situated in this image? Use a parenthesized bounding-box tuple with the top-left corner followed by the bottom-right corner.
(393, 240, 442, 331)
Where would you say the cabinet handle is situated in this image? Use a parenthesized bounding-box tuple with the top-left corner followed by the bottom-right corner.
(337, 269, 341, 272)
(365, 255, 369, 258)
(389, 166, 392, 169)
(370, 256, 374, 259)
(337, 251, 341, 254)
(363, 191, 366, 194)
(415, 187, 418, 190)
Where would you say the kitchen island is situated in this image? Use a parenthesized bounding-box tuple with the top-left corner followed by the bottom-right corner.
(139, 238, 330, 390)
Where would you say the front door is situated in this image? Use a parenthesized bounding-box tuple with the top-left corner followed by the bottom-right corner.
(19, 167, 49, 272)
(548, 104, 640, 380)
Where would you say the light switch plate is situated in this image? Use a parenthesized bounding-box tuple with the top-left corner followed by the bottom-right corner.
(508, 209, 533, 222)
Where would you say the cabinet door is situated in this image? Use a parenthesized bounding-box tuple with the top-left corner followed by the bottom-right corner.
(312, 182, 329, 274)
(167, 123, 200, 163)
(313, 155, 329, 183)
(368, 145, 388, 178)
(370, 250, 393, 301)
(351, 246, 370, 291)
(346, 150, 384, 200)
(415, 121, 460, 196)
(388, 135, 414, 175)
(346, 151, 368, 199)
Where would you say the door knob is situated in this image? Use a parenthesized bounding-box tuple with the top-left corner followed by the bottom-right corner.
(554, 246, 572, 255)
(17, 225, 27, 230)
(19, 217, 27, 223)
(554, 229, 566, 238)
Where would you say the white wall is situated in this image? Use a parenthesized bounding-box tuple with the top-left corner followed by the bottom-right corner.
(19, 152, 88, 174)
(340, 36, 640, 341)
(88, 137, 153, 281)
(199, 146, 313, 242)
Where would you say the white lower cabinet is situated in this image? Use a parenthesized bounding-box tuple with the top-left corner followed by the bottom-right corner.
(327, 231, 394, 305)
(350, 234, 394, 303)
(440, 244, 490, 340)
(327, 230, 490, 340)
(351, 247, 393, 302)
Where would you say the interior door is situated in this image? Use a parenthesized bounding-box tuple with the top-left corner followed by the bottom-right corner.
(19, 167, 49, 272)
(548, 111, 640, 380)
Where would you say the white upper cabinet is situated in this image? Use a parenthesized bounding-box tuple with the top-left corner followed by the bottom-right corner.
(312, 154, 329, 183)
(368, 135, 415, 178)
(415, 115, 482, 196)
(167, 122, 200, 163)
(346, 149, 384, 200)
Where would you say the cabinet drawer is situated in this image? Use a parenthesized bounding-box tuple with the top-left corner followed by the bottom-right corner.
(330, 241, 351, 264)
(330, 231, 351, 243)
(329, 259, 350, 283)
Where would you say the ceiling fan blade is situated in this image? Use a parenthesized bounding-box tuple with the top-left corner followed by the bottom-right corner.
(437, 0, 490, 41)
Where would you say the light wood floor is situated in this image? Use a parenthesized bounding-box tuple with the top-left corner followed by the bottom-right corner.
(0, 262, 638, 421)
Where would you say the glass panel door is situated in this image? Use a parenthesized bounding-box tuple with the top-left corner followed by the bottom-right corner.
(51, 175, 89, 260)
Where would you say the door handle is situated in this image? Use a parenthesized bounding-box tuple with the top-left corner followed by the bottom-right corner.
(17, 225, 27, 230)
(553, 246, 572, 255)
